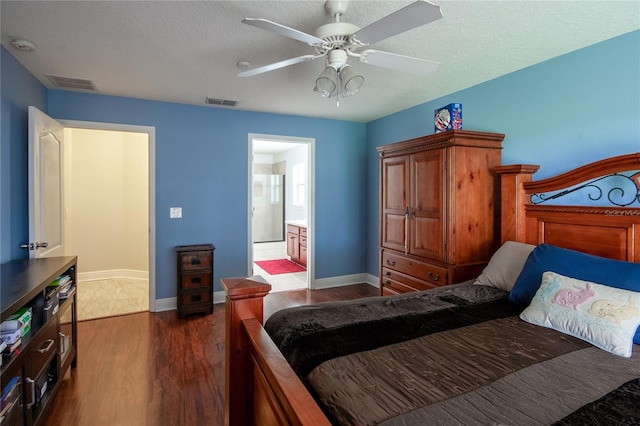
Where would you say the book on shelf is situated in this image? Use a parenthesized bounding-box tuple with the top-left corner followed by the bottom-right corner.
(2, 338, 22, 357)
(1, 376, 21, 417)
(59, 284, 76, 300)
(49, 275, 72, 287)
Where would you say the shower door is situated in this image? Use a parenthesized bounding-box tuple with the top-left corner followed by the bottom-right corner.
(252, 174, 284, 243)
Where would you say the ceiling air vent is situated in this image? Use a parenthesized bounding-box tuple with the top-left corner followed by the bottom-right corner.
(205, 97, 238, 107)
(46, 74, 97, 91)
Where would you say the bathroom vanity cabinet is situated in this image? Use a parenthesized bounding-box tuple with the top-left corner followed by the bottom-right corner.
(286, 224, 307, 267)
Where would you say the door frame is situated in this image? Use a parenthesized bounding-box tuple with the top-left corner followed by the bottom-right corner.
(247, 133, 315, 289)
(59, 119, 157, 312)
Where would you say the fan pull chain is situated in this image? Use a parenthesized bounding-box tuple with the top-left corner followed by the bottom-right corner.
(336, 71, 340, 107)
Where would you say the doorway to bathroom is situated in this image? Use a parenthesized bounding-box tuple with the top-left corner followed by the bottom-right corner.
(249, 134, 314, 292)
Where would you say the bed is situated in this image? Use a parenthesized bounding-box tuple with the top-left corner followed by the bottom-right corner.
(222, 152, 640, 425)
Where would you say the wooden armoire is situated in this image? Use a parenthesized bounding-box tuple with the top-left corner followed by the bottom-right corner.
(377, 130, 504, 295)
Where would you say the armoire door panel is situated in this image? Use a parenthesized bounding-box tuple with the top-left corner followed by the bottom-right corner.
(382, 157, 408, 210)
(383, 213, 407, 251)
(381, 156, 409, 249)
(411, 217, 445, 260)
(410, 149, 445, 259)
(411, 150, 444, 214)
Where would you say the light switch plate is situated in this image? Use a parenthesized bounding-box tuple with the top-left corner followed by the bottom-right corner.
(170, 207, 182, 219)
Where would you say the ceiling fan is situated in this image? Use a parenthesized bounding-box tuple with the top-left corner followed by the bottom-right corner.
(238, 0, 443, 99)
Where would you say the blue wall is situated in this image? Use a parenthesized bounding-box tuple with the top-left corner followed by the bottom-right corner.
(46, 93, 367, 298)
(0, 46, 47, 262)
(364, 31, 640, 276)
(2, 31, 639, 298)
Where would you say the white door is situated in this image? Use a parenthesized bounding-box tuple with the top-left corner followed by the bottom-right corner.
(28, 106, 65, 258)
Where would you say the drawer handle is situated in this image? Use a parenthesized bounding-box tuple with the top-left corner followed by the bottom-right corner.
(190, 257, 202, 265)
(385, 271, 391, 276)
(37, 339, 55, 354)
(384, 280, 391, 286)
(59, 332, 68, 355)
(428, 272, 440, 281)
(26, 377, 36, 408)
(386, 259, 396, 266)
(191, 277, 202, 284)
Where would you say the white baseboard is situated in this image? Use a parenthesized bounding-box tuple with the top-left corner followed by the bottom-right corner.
(154, 297, 177, 312)
(78, 269, 149, 282)
(213, 291, 226, 305)
(312, 273, 378, 290)
(155, 294, 226, 312)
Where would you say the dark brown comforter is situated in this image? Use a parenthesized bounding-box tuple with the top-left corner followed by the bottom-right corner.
(309, 316, 640, 425)
(264, 284, 640, 425)
(265, 283, 520, 380)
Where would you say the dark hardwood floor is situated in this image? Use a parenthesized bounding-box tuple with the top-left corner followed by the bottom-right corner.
(42, 283, 378, 426)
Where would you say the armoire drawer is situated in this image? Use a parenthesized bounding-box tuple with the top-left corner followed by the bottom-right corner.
(381, 251, 448, 286)
(381, 277, 415, 294)
(381, 268, 440, 293)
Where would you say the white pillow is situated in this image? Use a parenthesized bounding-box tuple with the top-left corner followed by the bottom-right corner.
(520, 271, 640, 358)
(473, 241, 535, 291)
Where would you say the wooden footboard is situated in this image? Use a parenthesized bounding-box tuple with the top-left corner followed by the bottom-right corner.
(221, 276, 330, 425)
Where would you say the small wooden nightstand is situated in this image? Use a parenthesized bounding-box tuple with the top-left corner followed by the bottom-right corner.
(176, 244, 215, 317)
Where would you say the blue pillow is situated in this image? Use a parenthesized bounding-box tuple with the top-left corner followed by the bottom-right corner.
(509, 243, 640, 345)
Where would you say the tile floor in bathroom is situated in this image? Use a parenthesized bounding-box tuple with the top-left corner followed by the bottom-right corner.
(253, 241, 307, 292)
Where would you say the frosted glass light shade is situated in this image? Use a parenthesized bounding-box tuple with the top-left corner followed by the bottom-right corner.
(340, 65, 364, 97)
(314, 66, 337, 97)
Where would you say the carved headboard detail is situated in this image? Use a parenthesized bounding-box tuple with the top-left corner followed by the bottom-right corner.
(496, 152, 640, 262)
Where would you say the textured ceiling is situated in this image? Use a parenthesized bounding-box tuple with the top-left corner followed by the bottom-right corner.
(2, 1, 639, 123)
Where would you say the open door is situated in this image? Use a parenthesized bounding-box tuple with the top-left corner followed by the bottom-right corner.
(27, 106, 65, 258)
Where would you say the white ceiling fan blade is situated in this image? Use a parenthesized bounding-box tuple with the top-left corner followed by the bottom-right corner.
(242, 18, 325, 45)
(238, 55, 318, 77)
(351, 1, 443, 46)
(359, 50, 440, 75)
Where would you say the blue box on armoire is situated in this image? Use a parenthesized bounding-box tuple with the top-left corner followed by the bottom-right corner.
(434, 103, 462, 133)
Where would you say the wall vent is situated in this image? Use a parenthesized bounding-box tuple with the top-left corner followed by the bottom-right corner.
(46, 74, 97, 91)
(206, 97, 238, 107)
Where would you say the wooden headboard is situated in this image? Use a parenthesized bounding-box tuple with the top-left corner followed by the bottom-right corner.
(496, 152, 640, 262)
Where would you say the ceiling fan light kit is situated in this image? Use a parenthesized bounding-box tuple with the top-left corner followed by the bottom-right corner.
(313, 63, 364, 100)
(313, 49, 364, 99)
(239, 0, 442, 102)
